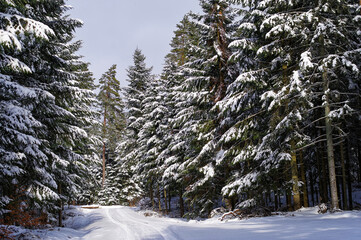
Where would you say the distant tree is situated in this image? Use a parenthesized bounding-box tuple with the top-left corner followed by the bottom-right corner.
(97, 64, 125, 188)
(117, 48, 153, 204)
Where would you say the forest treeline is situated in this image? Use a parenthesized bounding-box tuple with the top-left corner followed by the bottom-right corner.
(1, 0, 361, 228)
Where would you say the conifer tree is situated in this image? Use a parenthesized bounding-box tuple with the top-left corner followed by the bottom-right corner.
(72, 59, 102, 205)
(176, 0, 237, 217)
(0, 0, 98, 223)
(97, 64, 125, 189)
(158, 17, 198, 214)
(117, 48, 153, 204)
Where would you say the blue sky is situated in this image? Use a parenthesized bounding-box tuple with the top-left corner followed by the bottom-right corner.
(69, 0, 201, 87)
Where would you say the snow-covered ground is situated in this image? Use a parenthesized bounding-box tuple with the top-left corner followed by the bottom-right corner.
(18, 206, 361, 240)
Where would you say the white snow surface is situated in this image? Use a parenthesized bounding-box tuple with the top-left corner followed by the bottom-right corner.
(27, 206, 361, 240)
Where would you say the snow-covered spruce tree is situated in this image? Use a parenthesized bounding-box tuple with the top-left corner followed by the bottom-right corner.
(159, 14, 201, 216)
(72, 59, 102, 205)
(134, 76, 170, 211)
(0, 0, 97, 224)
(164, 0, 238, 218)
(0, 0, 55, 217)
(209, 3, 268, 211)
(116, 48, 153, 205)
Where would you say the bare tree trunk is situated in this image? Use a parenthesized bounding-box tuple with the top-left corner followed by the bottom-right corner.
(322, 65, 339, 210)
(318, 31, 339, 209)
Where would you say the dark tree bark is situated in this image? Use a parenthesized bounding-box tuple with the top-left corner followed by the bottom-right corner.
(157, 185, 162, 211)
(347, 139, 353, 210)
(340, 141, 348, 210)
(299, 151, 309, 207)
(164, 188, 168, 213)
(179, 187, 184, 217)
(309, 168, 315, 206)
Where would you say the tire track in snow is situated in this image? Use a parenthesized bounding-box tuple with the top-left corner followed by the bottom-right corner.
(105, 208, 134, 239)
(108, 207, 171, 240)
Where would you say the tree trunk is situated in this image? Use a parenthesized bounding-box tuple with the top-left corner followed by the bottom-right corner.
(168, 189, 171, 212)
(179, 187, 184, 217)
(286, 190, 292, 211)
(316, 146, 325, 203)
(102, 107, 107, 188)
(278, 194, 281, 209)
(157, 185, 162, 212)
(274, 190, 279, 211)
(102, 143, 106, 188)
(318, 31, 339, 210)
(58, 184, 62, 227)
(291, 141, 301, 210)
(309, 169, 315, 206)
(347, 139, 353, 210)
(322, 65, 339, 210)
(321, 148, 329, 203)
(299, 151, 309, 207)
(164, 188, 168, 214)
(214, 6, 228, 102)
(340, 140, 348, 210)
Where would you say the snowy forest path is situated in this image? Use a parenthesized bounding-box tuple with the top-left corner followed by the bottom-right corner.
(80, 206, 179, 240)
(105, 207, 170, 240)
(70, 206, 361, 240)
